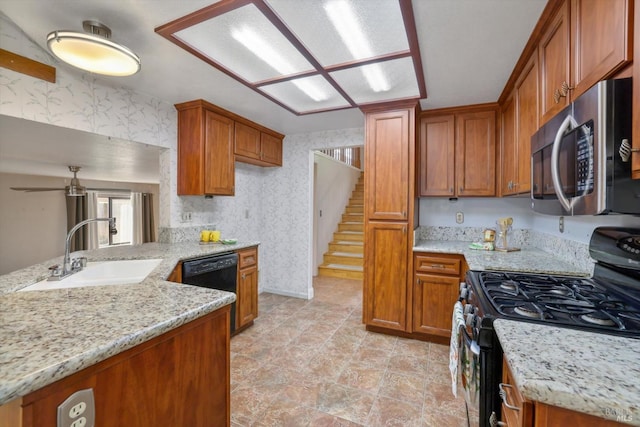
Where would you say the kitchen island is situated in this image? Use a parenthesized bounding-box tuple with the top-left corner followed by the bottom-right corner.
(0, 241, 258, 426)
(495, 319, 640, 426)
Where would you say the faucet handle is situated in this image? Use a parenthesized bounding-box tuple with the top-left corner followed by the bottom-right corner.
(48, 264, 62, 277)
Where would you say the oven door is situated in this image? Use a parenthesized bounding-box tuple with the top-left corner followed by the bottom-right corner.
(459, 324, 480, 426)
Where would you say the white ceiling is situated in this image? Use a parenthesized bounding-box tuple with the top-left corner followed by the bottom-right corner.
(0, 0, 547, 183)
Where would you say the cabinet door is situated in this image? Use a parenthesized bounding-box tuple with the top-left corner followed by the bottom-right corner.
(365, 109, 412, 220)
(539, 0, 570, 125)
(234, 122, 261, 161)
(419, 115, 455, 196)
(204, 110, 235, 195)
(22, 309, 230, 427)
(364, 221, 408, 331)
(456, 110, 496, 196)
(260, 133, 283, 166)
(413, 273, 460, 336)
(515, 54, 539, 194)
(237, 266, 258, 329)
(571, 0, 631, 99)
(501, 95, 517, 196)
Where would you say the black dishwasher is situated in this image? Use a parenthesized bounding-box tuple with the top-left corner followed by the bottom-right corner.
(182, 252, 238, 333)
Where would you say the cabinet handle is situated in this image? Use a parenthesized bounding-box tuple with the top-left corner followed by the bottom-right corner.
(553, 81, 574, 104)
(241, 273, 246, 280)
(449, 187, 454, 194)
(498, 383, 520, 411)
(402, 211, 406, 217)
(416, 278, 421, 285)
(507, 181, 512, 190)
(431, 264, 446, 269)
(402, 226, 407, 234)
(459, 187, 464, 194)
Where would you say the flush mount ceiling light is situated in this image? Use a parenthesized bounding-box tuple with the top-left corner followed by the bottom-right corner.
(155, 0, 425, 115)
(47, 20, 141, 77)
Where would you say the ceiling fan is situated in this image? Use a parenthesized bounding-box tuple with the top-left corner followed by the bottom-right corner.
(10, 166, 127, 197)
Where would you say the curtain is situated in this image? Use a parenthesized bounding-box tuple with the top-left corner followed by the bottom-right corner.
(66, 195, 88, 252)
(131, 192, 156, 245)
(142, 193, 156, 243)
(85, 191, 99, 250)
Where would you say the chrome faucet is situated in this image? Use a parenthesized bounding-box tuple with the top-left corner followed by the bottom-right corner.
(49, 217, 117, 280)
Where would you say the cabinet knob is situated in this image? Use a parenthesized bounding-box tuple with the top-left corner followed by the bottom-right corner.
(449, 187, 454, 194)
(507, 181, 512, 190)
(241, 273, 246, 280)
(459, 187, 464, 194)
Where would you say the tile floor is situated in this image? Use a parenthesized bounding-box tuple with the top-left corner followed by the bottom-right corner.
(230, 276, 469, 427)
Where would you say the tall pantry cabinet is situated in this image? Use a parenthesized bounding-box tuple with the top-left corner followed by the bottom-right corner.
(363, 102, 418, 333)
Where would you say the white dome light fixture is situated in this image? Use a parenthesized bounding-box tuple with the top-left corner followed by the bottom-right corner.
(47, 20, 141, 77)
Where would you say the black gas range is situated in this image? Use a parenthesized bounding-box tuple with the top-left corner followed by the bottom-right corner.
(458, 227, 640, 427)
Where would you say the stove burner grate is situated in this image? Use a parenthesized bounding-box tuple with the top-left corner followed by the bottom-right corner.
(513, 303, 544, 319)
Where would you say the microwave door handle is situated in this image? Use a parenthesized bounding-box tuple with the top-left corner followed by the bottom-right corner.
(551, 114, 577, 212)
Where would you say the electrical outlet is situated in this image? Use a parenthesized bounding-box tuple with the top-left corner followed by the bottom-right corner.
(456, 212, 464, 224)
(181, 212, 192, 222)
(71, 418, 87, 427)
(58, 389, 95, 427)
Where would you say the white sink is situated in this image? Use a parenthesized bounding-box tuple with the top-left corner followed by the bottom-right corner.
(18, 259, 164, 292)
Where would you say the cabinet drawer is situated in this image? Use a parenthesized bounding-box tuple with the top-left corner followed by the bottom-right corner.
(415, 255, 461, 276)
(238, 247, 258, 269)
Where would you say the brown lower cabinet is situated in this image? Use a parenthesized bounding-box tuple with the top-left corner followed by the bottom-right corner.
(1, 307, 231, 427)
(501, 356, 627, 427)
(413, 252, 467, 337)
(236, 246, 258, 332)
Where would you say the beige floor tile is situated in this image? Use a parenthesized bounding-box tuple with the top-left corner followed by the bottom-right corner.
(367, 395, 423, 427)
(230, 277, 466, 427)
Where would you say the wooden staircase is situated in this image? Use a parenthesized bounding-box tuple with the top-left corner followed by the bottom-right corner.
(318, 172, 364, 280)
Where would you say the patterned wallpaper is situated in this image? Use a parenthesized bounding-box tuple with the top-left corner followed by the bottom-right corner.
(1, 12, 367, 299)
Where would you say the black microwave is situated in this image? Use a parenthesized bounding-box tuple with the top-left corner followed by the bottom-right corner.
(531, 78, 640, 215)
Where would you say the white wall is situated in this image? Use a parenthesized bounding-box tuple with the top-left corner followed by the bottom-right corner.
(0, 173, 159, 274)
(419, 197, 640, 243)
(313, 152, 361, 274)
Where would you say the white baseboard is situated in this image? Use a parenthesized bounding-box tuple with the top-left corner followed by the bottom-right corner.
(259, 286, 312, 300)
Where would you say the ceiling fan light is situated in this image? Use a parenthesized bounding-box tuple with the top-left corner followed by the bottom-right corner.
(47, 26, 141, 77)
(66, 184, 86, 197)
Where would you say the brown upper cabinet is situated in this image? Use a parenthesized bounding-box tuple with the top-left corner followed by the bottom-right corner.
(419, 105, 497, 197)
(539, 0, 631, 125)
(234, 122, 283, 167)
(365, 107, 414, 220)
(175, 99, 284, 196)
(175, 100, 235, 196)
(501, 54, 539, 196)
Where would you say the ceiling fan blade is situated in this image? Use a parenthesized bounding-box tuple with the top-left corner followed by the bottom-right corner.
(10, 187, 65, 192)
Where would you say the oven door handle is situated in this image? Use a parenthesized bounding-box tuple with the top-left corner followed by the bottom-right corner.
(459, 324, 480, 356)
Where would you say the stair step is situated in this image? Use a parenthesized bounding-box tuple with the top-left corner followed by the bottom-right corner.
(323, 253, 364, 266)
(338, 222, 363, 232)
(329, 241, 364, 253)
(334, 231, 364, 241)
(346, 206, 363, 214)
(318, 264, 364, 280)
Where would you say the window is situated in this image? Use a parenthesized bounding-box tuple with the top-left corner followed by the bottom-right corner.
(97, 196, 132, 247)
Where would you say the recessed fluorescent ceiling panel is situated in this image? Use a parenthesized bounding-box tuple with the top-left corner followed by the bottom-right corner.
(155, 0, 425, 115)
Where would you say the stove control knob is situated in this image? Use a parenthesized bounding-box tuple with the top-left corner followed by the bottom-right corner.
(459, 288, 468, 300)
(459, 282, 467, 291)
(465, 313, 476, 327)
(464, 305, 475, 315)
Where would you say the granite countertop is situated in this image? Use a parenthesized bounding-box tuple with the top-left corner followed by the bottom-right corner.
(494, 319, 640, 426)
(0, 240, 259, 406)
(413, 239, 591, 276)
